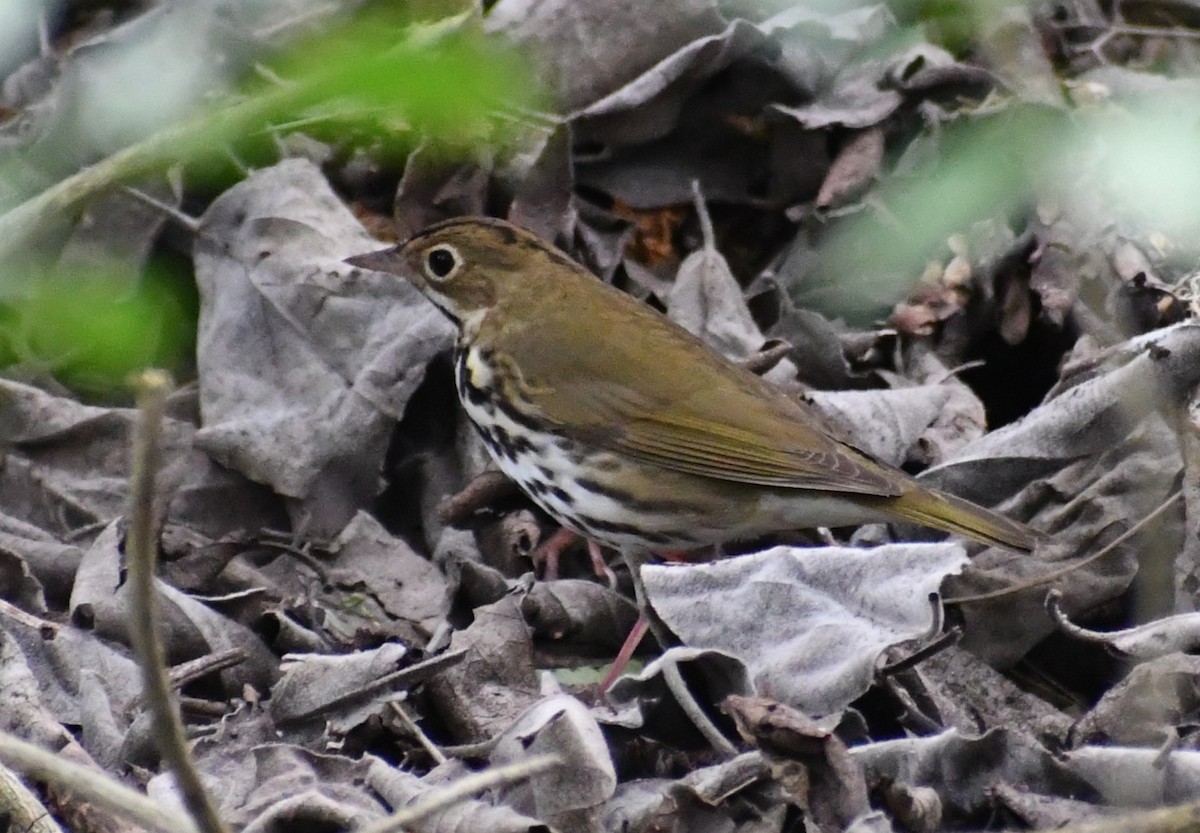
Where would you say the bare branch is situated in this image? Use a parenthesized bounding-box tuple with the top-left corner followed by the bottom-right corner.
(0, 733, 197, 833)
(127, 370, 230, 833)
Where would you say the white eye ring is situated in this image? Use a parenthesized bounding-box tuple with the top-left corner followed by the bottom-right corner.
(423, 244, 462, 282)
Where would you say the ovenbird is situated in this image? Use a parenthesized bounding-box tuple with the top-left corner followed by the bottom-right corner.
(346, 217, 1040, 556)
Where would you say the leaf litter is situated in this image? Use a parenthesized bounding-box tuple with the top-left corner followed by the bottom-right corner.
(1, 1, 1200, 831)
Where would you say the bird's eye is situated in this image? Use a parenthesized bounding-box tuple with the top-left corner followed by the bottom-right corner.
(425, 245, 460, 280)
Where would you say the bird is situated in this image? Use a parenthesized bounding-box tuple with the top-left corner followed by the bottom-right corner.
(345, 217, 1041, 561)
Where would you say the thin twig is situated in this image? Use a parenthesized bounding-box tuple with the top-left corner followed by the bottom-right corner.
(880, 675, 945, 735)
(879, 627, 962, 677)
(692, 179, 715, 251)
(1044, 589, 1112, 646)
(119, 185, 201, 234)
(931, 359, 986, 385)
(179, 698, 233, 719)
(918, 591, 944, 642)
(275, 650, 467, 724)
(944, 492, 1181, 604)
(355, 754, 561, 833)
(252, 1, 347, 40)
(0, 86, 286, 261)
(0, 597, 59, 634)
(168, 648, 248, 691)
(0, 733, 198, 833)
(256, 538, 329, 582)
(662, 660, 739, 758)
(1058, 21, 1200, 40)
(388, 700, 448, 765)
(129, 648, 248, 710)
(127, 370, 230, 833)
(437, 737, 504, 759)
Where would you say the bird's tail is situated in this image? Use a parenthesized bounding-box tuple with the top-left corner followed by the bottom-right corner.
(881, 487, 1044, 553)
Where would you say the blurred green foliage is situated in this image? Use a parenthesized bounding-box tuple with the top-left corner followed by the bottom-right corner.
(891, 0, 1025, 53)
(803, 82, 1200, 322)
(264, 12, 533, 138)
(0, 7, 537, 398)
(0, 265, 192, 399)
(801, 106, 1069, 320)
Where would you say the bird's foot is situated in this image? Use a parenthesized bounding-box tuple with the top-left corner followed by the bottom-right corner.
(531, 527, 615, 586)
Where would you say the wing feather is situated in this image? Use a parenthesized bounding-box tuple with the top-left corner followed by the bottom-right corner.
(601, 407, 903, 494)
(489, 250, 909, 498)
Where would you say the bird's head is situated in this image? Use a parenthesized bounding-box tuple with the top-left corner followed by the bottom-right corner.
(346, 217, 572, 332)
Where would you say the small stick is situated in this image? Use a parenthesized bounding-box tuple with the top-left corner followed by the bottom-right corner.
(129, 648, 248, 711)
(0, 597, 59, 634)
(0, 733, 197, 833)
(278, 649, 466, 723)
(168, 649, 248, 691)
(119, 185, 200, 234)
(878, 627, 962, 677)
(944, 492, 1181, 605)
(662, 660, 738, 758)
(388, 700, 448, 765)
(438, 737, 503, 759)
(127, 370, 230, 833)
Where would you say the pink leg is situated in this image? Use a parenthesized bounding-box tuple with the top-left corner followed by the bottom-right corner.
(533, 528, 615, 583)
(587, 539, 617, 587)
(531, 526, 578, 580)
(600, 613, 650, 692)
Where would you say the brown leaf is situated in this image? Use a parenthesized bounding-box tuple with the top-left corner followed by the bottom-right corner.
(725, 695, 871, 830)
(997, 267, 1032, 345)
(613, 200, 689, 267)
(816, 126, 885, 209)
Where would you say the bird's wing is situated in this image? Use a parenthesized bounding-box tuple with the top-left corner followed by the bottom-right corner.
(507, 296, 907, 497)
(552, 379, 904, 495)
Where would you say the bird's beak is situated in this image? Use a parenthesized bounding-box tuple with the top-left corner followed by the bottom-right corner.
(344, 248, 399, 273)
